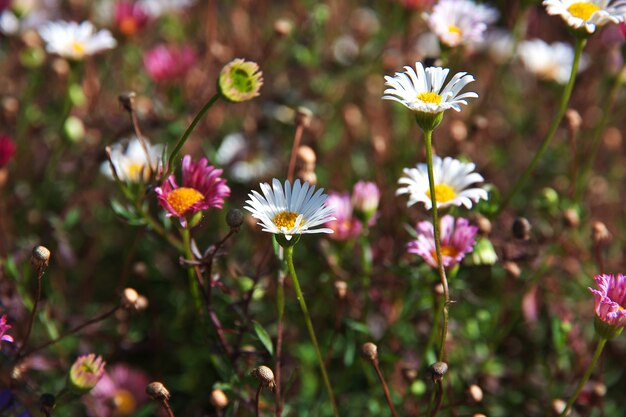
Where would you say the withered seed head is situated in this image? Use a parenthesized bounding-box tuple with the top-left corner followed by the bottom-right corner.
(295, 106, 313, 128)
(31, 245, 51, 271)
(591, 221, 611, 246)
(226, 208, 244, 229)
(121, 288, 139, 309)
(334, 281, 348, 299)
(210, 388, 229, 409)
(512, 217, 532, 240)
(118, 91, 136, 112)
(361, 342, 378, 361)
(251, 366, 276, 390)
(429, 362, 448, 382)
(146, 381, 170, 401)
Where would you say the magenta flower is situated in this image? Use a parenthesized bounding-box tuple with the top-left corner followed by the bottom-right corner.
(589, 274, 626, 338)
(324, 192, 362, 240)
(114, 1, 149, 36)
(351, 181, 380, 223)
(155, 155, 230, 227)
(69, 354, 106, 394)
(86, 363, 150, 417)
(0, 315, 13, 344)
(407, 215, 478, 268)
(143, 44, 196, 83)
(0, 135, 16, 168)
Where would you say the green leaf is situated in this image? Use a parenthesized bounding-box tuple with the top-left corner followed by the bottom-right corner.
(252, 321, 274, 356)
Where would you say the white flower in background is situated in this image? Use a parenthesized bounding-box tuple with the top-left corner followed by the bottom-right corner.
(138, 0, 194, 18)
(0, 0, 60, 35)
(397, 156, 488, 210)
(424, 0, 499, 47)
(216, 132, 277, 182)
(101, 137, 163, 183)
(245, 179, 335, 240)
(517, 39, 589, 84)
(38, 20, 117, 60)
(383, 62, 478, 114)
(474, 28, 515, 64)
(543, 0, 626, 33)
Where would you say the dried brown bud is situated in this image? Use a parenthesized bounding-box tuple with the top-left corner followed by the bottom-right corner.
(470, 115, 488, 132)
(334, 281, 348, 299)
(118, 91, 136, 113)
(210, 388, 229, 409)
(135, 295, 149, 312)
(552, 399, 567, 415)
(297, 145, 316, 168)
(146, 382, 170, 401)
(121, 288, 139, 309)
(226, 208, 244, 229)
(251, 366, 276, 390)
(273, 18, 293, 37)
(401, 366, 418, 382)
(562, 208, 579, 228)
(449, 119, 468, 142)
(39, 393, 55, 416)
(591, 221, 611, 246)
(474, 214, 492, 236)
(512, 217, 531, 240)
(468, 384, 483, 402)
(503, 261, 521, 279)
(361, 342, 378, 361)
(295, 107, 313, 128)
(565, 109, 582, 132)
(31, 245, 51, 271)
(429, 362, 448, 382)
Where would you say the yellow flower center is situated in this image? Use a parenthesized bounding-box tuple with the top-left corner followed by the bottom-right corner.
(166, 187, 204, 216)
(448, 24, 462, 35)
(567, 2, 601, 20)
(113, 389, 137, 416)
(71, 41, 86, 57)
(119, 17, 139, 35)
(431, 245, 460, 263)
(417, 91, 442, 104)
(127, 162, 147, 181)
(273, 211, 302, 230)
(425, 184, 456, 203)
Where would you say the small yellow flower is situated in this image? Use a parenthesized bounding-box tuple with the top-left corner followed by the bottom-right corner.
(218, 58, 263, 102)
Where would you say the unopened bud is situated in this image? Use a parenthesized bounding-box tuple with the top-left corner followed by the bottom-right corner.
(334, 281, 348, 299)
(474, 215, 492, 236)
(135, 295, 149, 312)
(401, 366, 418, 382)
(297, 145, 316, 168)
(552, 399, 567, 415)
(562, 208, 580, 228)
(210, 388, 229, 409)
(591, 221, 611, 245)
(39, 393, 55, 415)
(31, 245, 51, 271)
(361, 342, 378, 361)
(251, 366, 276, 390)
(295, 107, 313, 128)
(226, 208, 244, 229)
(429, 362, 448, 382)
(512, 217, 531, 240)
(273, 18, 293, 37)
(121, 288, 139, 309)
(146, 381, 170, 401)
(565, 109, 582, 132)
(118, 91, 136, 112)
(468, 384, 483, 402)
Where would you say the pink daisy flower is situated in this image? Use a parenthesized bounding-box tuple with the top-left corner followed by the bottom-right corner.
(0, 314, 13, 344)
(143, 43, 196, 83)
(324, 192, 362, 241)
(407, 215, 477, 268)
(86, 363, 150, 417)
(114, 1, 150, 36)
(155, 155, 230, 227)
(589, 273, 626, 333)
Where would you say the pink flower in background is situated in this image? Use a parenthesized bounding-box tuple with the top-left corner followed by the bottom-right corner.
(156, 155, 230, 226)
(69, 354, 106, 393)
(0, 0, 11, 13)
(143, 44, 196, 82)
(407, 215, 477, 268)
(589, 274, 626, 330)
(398, 0, 435, 10)
(114, 1, 150, 36)
(351, 181, 380, 224)
(0, 135, 16, 167)
(324, 192, 362, 240)
(0, 315, 13, 344)
(87, 364, 150, 417)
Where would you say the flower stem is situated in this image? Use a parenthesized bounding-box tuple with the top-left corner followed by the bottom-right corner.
(497, 37, 586, 215)
(167, 93, 220, 172)
(370, 358, 399, 417)
(423, 129, 450, 362)
(181, 228, 202, 310)
(275, 269, 286, 417)
(284, 246, 340, 417)
(15, 266, 45, 359)
(559, 337, 607, 417)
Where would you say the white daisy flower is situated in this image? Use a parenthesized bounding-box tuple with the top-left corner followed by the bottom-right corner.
(138, 0, 194, 18)
(517, 39, 589, 84)
(38, 20, 117, 60)
(424, 0, 499, 47)
(100, 136, 163, 183)
(397, 156, 488, 210)
(383, 62, 478, 114)
(245, 179, 335, 240)
(543, 0, 626, 33)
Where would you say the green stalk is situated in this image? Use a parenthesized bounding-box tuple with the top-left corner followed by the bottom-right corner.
(167, 93, 221, 171)
(559, 337, 607, 417)
(180, 227, 202, 310)
(498, 37, 587, 215)
(284, 246, 340, 417)
(423, 129, 450, 362)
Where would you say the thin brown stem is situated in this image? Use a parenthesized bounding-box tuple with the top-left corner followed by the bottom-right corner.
(256, 385, 263, 417)
(161, 399, 177, 417)
(16, 268, 45, 358)
(287, 124, 304, 183)
(428, 382, 443, 417)
(371, 359, 399, 417)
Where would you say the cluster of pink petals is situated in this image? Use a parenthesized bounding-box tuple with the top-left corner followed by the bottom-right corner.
(325, 192, 363, 240)
(143, 44, 197, 83)
(70, 354, 106, 390)
(155, 155, 230, 225)
(0, 135, 16, 168)
(589, 273, 626, 328)
(0, 314, 13, 344)
(407, 215, 477, 268)
(87, 363, 150, 417)
(114, 1, 150, 36)
(351, 180, 380, 220)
